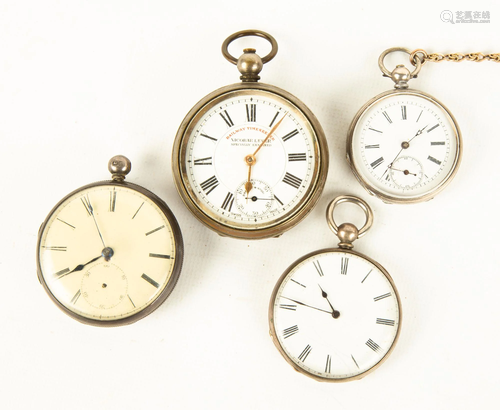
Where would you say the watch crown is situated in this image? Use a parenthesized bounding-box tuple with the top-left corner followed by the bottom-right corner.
(337, 223, 359, 249)
(108, 155, 131, 181)
(237, 48, 263, 82)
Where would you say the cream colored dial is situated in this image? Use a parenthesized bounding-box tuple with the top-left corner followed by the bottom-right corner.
(37, 182, 181, 325)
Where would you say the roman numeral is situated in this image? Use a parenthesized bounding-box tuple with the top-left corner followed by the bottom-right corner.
(376, 318, 395, 326)
(56, 218, 75, 229)
(361, 269, 372, 283)
(431, 141, 445, 146)
(220, 110, 234, 127)
(200, 175, 219, 194)
(291, 279, 306, 288)
(42, 246, 67, 252)
(282, 172, 302, 189)
(325, 355, 332, 373)
(369, 127, 383, 133)
(382, 111, 392, 123)
(340, 257, 349, 275)
(313, 260, 324, 277)
(283, 325, 299, 339)
(145, 225, 165, 236)
(401, 105, 407, 120)
(269, 111, 280, 127)
(200, 133, 217, 142)
(288, 153, 307, 161)
(132, 202, 144, 219)
(194, 157, 213, 166)
(279, 304, 297, 311)
(366, 339, 381, 353)
(427, 124, 440, 133)
(298, 345, 312, 362)
(273, 195, 283, 206)
(370, 157, 384, 169)
(128, 295, 136, 308)
(416, 110, 423, 122)
(246, 104, 256, 122)
(427, 155, 442, 165)
(141, 273, 160, 288)
(81, 196, 93, 216)
(109, 190, 116, 212)
(53, 267, 70, 279)
(71, 289, 81, 304)
(351, 355, 359, 369)
(365, 144, 380, 149)
(374, 292, 391, 302)
(149, 253, 171, 259)
(282, 129, 299, 142)
(221, 192, 235, 212)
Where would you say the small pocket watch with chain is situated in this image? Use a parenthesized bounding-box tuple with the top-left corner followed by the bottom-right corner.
(172, 30, 329, 239)
(347, 47, 463, 204)
(37, 156, 184, 326)
(269, 196, 401, 382)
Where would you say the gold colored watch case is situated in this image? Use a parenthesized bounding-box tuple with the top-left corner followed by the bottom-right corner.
(36, 179, 184, 327)
(346, 88, 462, 204)
(172, 81, 329, 239)
(268, 247, 402, 382)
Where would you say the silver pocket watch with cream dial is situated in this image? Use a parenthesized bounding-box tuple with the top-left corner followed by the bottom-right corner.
(172, 30, 329, 239)
(37, 156, 184, 326)
(347, 47, 462, 204)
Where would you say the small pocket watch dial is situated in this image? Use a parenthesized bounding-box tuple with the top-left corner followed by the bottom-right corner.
(269, 249, 401, 382)
(173, 84, 328, 239)
(347, 89, 462, 203)
(37, 180, 183, 326)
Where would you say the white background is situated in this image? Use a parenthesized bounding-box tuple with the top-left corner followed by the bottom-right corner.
(1, 1, 499, 409)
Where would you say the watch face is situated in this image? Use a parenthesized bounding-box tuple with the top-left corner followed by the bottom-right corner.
(173, 84, 327, 239)
(37, 182, 182, 326)
(347, 89, 462, 203)
(269, 249, 401, 382)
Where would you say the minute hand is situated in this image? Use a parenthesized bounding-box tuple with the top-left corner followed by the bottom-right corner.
(281, 296, 332, 315)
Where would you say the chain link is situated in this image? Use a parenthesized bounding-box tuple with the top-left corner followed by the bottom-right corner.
(410, 49, 500, 66)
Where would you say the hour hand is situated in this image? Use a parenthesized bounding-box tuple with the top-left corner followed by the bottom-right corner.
(54, 254, 102, 280)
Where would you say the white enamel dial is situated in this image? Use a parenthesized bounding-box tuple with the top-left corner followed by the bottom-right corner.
(38, 183, 181, 325)
(270, 250, 401, 381)
(349, 90, 461, 203)
(174, 86, 327, 238)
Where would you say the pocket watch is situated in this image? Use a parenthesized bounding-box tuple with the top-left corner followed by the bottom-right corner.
(172, 30, 329, 239)
(269, 196, 401, 382)
(36, 155, 184, 326)
(347, 47, 462, 204)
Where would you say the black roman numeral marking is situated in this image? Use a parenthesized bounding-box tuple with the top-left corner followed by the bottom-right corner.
(220, 110, 234, 127)
(366, 339, 381, 353)
(369, 127, 383, 133)
(416, 110, 423, 122)
(149, 253, 171, 259)
(279, 304, 297, 311)
(81, 196, 93, 216)
(340, 257, 349, 275)
(283, 325, 299, 339)
(376, 318, 395, 326)
(325, 355, 332, 373)
(351, 355, 359, 369)
(53, 267, 70, 279)
(401, 105, 407, 120)
(370, 157, 384, 169)
(288, 153, 307, 162)
(221, 192, 235, 212)
(141, 273, 160, 288)
(56, 218, 76, 229)
(269, 111, 280, 127)
(132, 202, 144, 219)
(361, 269, 373, 283)
(365, 144, 380, 149)
(200, 133, 217, 142)
(109, 189, 117, 212)
(291, 279, 306, 288)
(374, 292, 391, 302)
(71, 289, 81, 304)
(42, 246, 67, 252)
(200, 175, 219, 194)
(128, 295, 136, 308)
(427, 124, 440, 133)
(282, 129, 299, 142)
(431, 141, 445, 146)
(246, 104, 256, 122)
(313, 260, 324, 277)
(145, 225, 165, 236)
(427, 155, 442, 165)
(382, 111, 392, 123)
(273, 195, 283, 206)
(194, 157, 213, 166)
(283, 172, 302, 189)
(298, 345, 312, 362)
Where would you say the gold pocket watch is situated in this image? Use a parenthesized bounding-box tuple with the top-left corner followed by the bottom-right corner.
(269, 196, 401, 382)
(172, 30, 329, 239)
(36, 156, 184, 326)
(347, 47, 463, 204)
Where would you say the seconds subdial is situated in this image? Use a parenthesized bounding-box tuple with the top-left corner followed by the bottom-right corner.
(235, 179, 274, 218)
